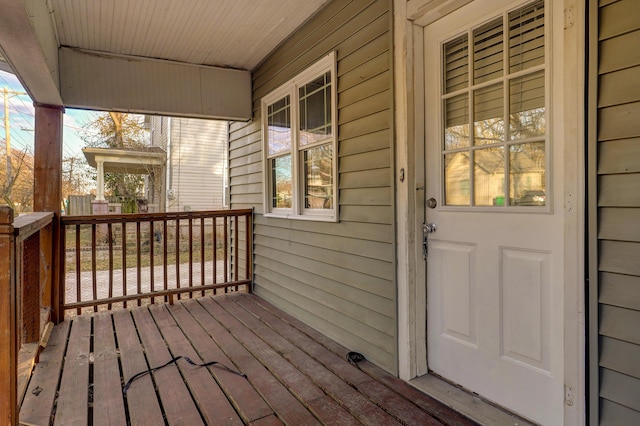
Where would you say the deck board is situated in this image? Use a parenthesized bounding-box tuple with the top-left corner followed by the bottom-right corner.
(19, 293, 478, 425)
(93, 311, 127, 426)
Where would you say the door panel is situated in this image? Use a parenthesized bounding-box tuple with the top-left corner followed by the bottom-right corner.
(424, 1, 563, 424)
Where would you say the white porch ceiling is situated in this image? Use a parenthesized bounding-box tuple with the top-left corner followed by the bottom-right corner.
(0, 0, 329, 119)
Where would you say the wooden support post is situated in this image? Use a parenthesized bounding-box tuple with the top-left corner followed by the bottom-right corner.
(0, 206, 17, 425)
(33, 104, 64, 323)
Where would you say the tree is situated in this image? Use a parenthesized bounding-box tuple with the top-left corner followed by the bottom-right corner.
(83, 112, 149, 205)
(0, 144, 34, 213)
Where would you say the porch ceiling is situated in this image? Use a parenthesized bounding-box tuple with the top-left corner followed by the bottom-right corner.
(0, 0, 329, 120)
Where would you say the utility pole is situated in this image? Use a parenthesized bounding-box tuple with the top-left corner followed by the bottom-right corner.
(2, 87, 27, 201)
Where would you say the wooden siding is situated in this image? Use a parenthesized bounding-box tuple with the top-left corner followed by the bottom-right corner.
(229, 0, 396, 373)
(596, 1, 640, 423)
(151, 117, 228, 212)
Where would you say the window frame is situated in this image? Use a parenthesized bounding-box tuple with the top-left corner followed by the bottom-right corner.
(261, 52, 338, 221)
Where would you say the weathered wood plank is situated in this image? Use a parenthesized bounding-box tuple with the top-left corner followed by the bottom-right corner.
(131, 307, 204, 426)
(112, 309, 164, 426)
(167, 302, 273, 423)
(184, 299, 322, 426)
(53, 314, 91, 425)
(20, 321, 70, 425)
(148, 304, 242, 426)
(92, 311, 126, 426)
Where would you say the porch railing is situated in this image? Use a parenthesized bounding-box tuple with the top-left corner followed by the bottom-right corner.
(58, 209, 253, 316)
(0, 206, 55, 424)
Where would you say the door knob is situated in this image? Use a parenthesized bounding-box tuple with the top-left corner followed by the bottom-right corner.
(426, 198, 437, 209)
(424, 223, 437, 234)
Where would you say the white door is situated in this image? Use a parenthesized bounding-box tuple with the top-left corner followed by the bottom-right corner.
(424, 1, 564, 424)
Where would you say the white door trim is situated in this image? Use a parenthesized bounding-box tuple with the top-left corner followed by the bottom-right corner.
(393, 0, 586, 423)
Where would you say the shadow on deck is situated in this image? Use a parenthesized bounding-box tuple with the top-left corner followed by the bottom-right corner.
(19, 293, 477, 425)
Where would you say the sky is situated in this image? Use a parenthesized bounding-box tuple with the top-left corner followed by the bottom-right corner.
(0, 69, 102, 158)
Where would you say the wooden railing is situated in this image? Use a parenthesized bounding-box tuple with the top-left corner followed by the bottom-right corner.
(0, 206, 55, 425)
(58, 209, 253, 316)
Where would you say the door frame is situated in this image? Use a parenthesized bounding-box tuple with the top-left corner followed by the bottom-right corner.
(393, 0, 586, 422)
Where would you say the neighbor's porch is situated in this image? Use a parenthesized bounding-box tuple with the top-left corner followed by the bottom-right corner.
(19, 292, 475, 425)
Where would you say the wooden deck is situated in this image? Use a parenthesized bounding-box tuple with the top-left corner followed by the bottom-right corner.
(19, 293, 476, 425)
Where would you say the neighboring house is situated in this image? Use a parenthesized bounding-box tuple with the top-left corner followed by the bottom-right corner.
(2, 0, 639, 424)
(148, 116, 228, 212)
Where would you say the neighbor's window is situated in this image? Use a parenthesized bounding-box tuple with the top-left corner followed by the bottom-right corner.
(262, 52, 337, 220)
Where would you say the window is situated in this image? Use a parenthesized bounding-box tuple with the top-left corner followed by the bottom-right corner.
(442, 0, 547, 208)
(262, 52, 337, 220)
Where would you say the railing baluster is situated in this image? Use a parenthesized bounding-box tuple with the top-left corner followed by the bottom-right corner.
(108, 223, 113, 310)
(245, 212, 252, 288)
(91, 224, 97, 312)
(175, 218, 180, 300)
(136, 220, 142, 306)
(223, 216, 229, 292)
(188, 217, 193, 298)
(233, 215, 239, 291)
(200, 217, 205, 296)
(122, 221, 127, 309)
(75, 224, 81, 315)
(213, 217, 218, 289)
(163, 219, 168, 302)
(150, 220, 155, 304)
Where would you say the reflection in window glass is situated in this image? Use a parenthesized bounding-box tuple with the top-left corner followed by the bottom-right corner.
(444, 35, 469, 93)
(299, 72, 332, 146)
(474, 18, 503, 84)
(445, 152, 471, 206)
(267, 96, 291, 155)
(303, 144, 333, 209)
(474, 146, 505, 206)
(271, 155, 292, 208)
(510, 142, 545, 205)
(510, 71, 545, 140)
(445, 94, 470, 150)
(474, 83, 504, 145)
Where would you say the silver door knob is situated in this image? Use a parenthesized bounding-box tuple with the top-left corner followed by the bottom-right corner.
(424, 223, 437, 234)
(426, 198, 437, 209)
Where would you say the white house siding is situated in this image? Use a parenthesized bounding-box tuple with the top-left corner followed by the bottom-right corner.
(151, 116, 229, 212)
(229, 0, 397, 373)
(595, 0, 640, 423)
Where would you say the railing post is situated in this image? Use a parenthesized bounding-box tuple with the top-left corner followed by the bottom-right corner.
(0, 206, 17, 425)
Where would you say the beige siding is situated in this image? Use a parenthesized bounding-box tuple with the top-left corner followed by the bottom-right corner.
(596, 1, 640, 423)
(153, 117, 228, 212)
(229, 0, 397, 373)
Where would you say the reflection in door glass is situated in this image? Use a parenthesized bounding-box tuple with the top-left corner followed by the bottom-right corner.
(510, 142, 545, 205)
(444, 94, 470, 150)
(474, 83, 504, 145)
(444, 153, 470, 206)
(474, 147, 505, 206)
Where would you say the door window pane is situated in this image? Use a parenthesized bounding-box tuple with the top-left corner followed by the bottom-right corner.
(510, 142, 545, 205)
(444, 35, 469, 93)
(474, 83, 504, 145)
(303, 144, 333, 209)
(509, 70, 545, 139)
(445, 152, 471, 206)
(474, 146, 505, 206)
(271, 155, 292, 208)
(445, 94, 470, 149)
(474, 18, 503, 84)
(509, 0, 545, 73)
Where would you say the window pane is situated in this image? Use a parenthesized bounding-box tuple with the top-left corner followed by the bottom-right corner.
(271, 155, 292, 208)
(474, 17, 503, 84)
(509, 70, 545, 139)
(300, 72, 332, 146)
(268, 96, 291, 155)
(509, 0, 545, 73)
(444, 152, 470, 206)
(303, 144, 333, 209)
(445, 94, 470, 150)
(510, 142, 545, 206)
(474, 146, 505, 206)
(444, 35, 469, 94)
(474, 83, 504, 145)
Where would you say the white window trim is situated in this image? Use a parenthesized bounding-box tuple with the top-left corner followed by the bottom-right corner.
(261, 52, 338, 222)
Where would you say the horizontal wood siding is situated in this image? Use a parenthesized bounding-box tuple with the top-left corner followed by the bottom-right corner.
(168, 118, 228, 211)
(596, 1, 640, 423)
(229, 0, 397, 373)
